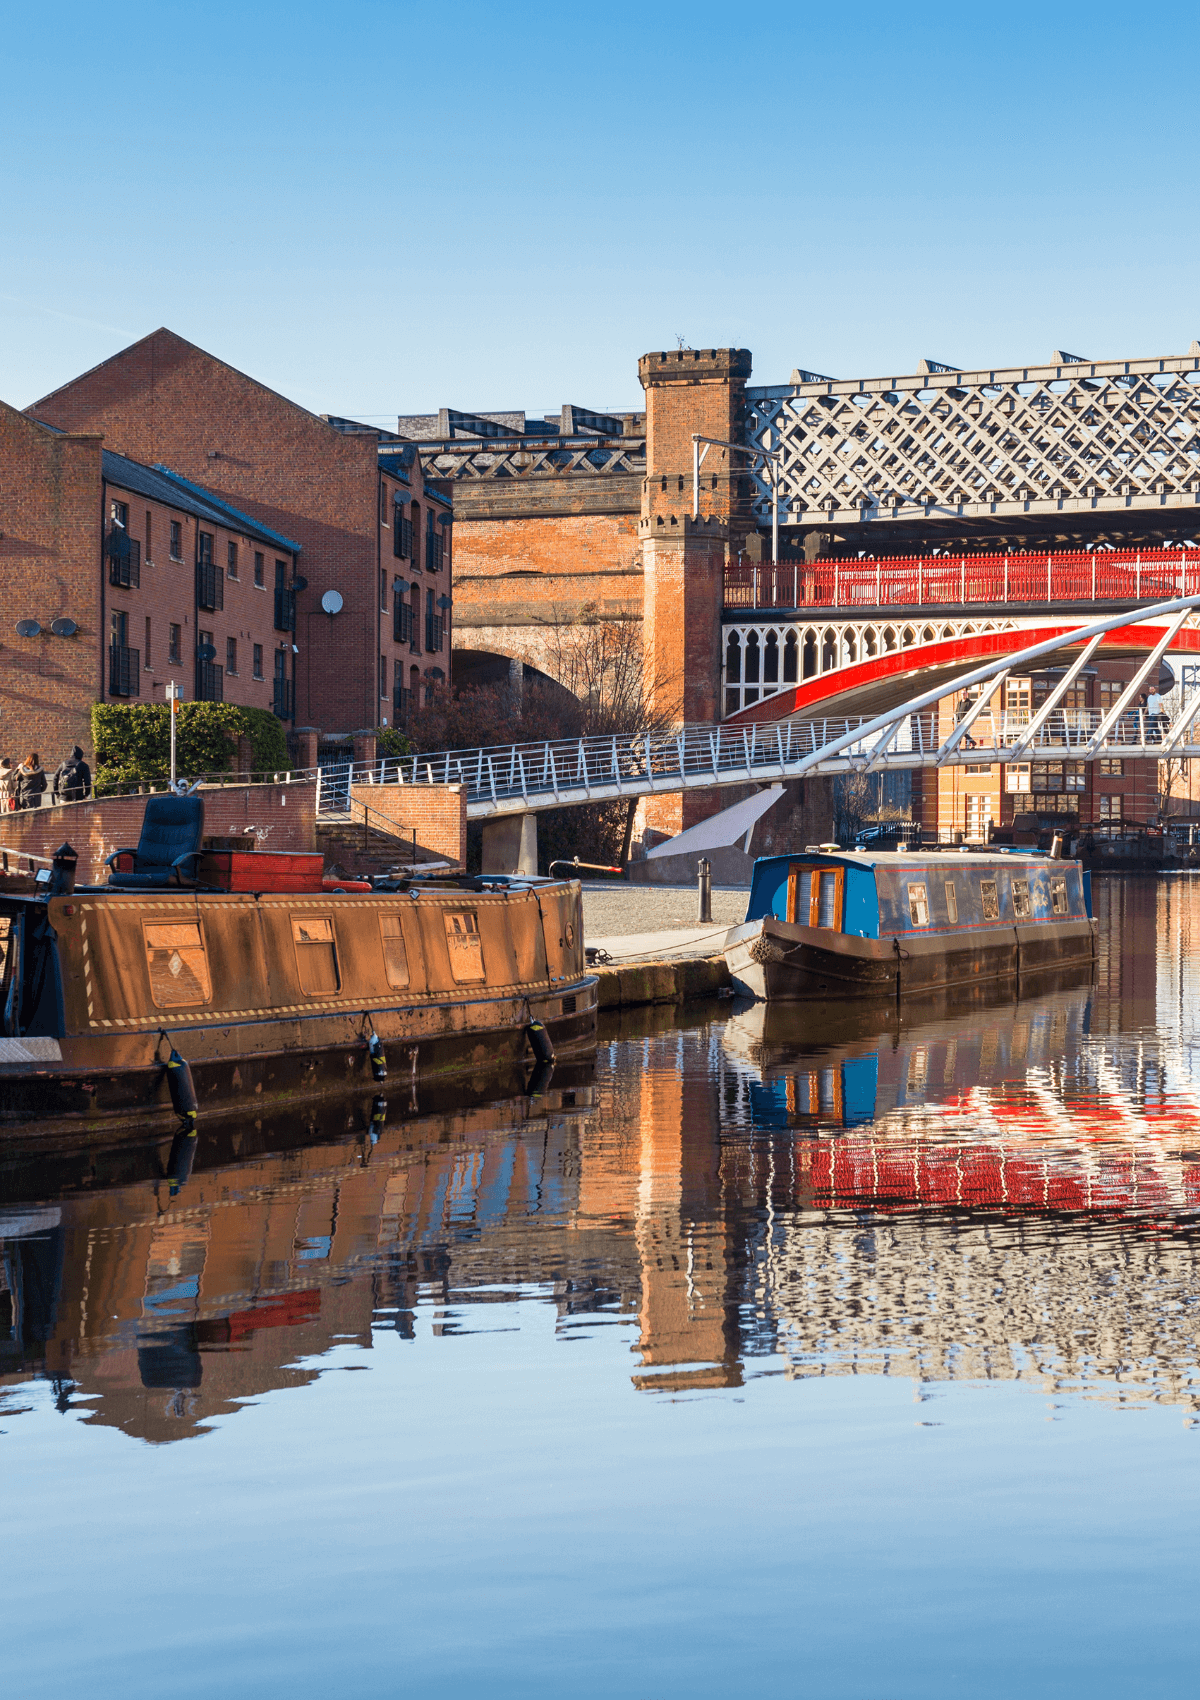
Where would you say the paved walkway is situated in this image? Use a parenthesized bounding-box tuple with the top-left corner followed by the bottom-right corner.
(579, 881, 748, 965)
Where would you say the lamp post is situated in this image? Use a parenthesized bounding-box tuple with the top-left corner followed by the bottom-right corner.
(166, 680, 182, 789)
(691, 434, 782, 563)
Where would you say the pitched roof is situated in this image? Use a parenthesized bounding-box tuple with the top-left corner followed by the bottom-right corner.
(102, 451, 302, 554)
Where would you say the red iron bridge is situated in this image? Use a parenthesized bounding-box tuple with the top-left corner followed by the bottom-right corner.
(724, 544, 1200, 612)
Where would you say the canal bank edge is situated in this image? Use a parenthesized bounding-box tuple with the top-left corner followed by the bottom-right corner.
(594, 954, 731, 1009)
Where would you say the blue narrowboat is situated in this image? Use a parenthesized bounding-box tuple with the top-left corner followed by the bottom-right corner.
(723, 849, 1096, 1002)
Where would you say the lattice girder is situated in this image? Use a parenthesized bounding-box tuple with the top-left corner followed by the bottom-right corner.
(745, 354, 1200, 529)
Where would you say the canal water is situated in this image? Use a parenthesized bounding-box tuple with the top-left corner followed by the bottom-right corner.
(3, 876, 1200, 1697)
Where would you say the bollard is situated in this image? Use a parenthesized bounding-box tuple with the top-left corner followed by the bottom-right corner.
(697, 856, 712, 924)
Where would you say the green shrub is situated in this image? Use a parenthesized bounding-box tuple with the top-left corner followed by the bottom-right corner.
(377, 727, 414, 760)
(92, 703, 291, 793)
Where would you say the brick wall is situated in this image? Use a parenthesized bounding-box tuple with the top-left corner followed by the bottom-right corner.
(0, 402, 103, 765)
(450, 509, 641, 684)
(0, 781, 315, 883)
(349, 781, 466, 866)
(29, 331, 398, 737)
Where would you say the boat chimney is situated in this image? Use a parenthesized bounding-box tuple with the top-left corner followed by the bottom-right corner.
(1049, 833, 1064, 860)
(48, 841, 77, 896)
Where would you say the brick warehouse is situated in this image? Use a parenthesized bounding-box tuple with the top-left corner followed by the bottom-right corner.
(25, 329, 453, 749)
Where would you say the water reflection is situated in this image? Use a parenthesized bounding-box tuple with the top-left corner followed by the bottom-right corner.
(4, 874, 1200, 1440)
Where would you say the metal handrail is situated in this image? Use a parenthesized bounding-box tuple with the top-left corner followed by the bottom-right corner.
(725, 545, 1200, 612)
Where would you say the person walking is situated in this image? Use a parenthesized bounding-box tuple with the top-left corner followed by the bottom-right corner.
(15, 753, 47, 811)
(0, 757, 13, 812)
(53, 744, 91, 803)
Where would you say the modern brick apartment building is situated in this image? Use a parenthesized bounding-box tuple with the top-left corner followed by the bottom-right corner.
(100, 454, 301, 717)
(0, 398, 302, 765)
(27, 330, 452, 746)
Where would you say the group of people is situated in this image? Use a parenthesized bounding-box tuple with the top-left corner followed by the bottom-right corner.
(0, 746, 91, 811)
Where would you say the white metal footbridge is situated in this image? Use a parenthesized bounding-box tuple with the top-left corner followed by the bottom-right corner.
(315, 597, 1200, 819)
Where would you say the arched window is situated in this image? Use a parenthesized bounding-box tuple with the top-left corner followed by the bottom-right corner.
(803, 630, 818, 678)
(745, 631, 761, 687)
(783, 631, 798, 683)
(726, 631, 742, 683)
(764, 630, 779, 686)
(822, 628, 836, 671)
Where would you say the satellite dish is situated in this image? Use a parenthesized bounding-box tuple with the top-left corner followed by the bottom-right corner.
(321, 589, 343, 615)
(51, 617, 77, 637)
(196, 642, 217, 662)
(291, 574, 308, 592)
(15, 619, 41, 637)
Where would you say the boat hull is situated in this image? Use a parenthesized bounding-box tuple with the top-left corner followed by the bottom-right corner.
(0, 979, 597, 1134)
(0, 876, 598, 1134)
(724, 914, 1097, 1002)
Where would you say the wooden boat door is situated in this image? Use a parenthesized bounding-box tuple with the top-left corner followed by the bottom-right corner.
(786, 864, 844, 930)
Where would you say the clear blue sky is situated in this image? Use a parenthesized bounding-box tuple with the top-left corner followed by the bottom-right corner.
(4, 0, 1197, 421)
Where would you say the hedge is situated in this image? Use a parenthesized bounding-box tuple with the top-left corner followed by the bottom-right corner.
(92, 703, 292, 793)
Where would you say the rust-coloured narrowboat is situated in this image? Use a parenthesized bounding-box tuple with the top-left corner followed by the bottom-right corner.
(0, 835, 597, 1132)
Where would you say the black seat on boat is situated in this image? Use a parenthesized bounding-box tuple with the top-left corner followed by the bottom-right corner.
(106, 793, 206, 888)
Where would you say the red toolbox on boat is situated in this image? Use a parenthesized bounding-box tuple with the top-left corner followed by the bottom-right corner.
(198, 849, 326, 892)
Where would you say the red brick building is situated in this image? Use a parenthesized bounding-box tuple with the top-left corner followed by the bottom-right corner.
(0, 402, 103, 764)
(101, 452, 300, 716)
(27, 330, 452, 745)
(0, 398, 303, 766)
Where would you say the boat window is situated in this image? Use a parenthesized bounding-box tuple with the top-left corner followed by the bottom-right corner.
(980, 879, 999, 921)
(907, 883, 930, 927)
(1051, 876, 1069, 916)
(444, 910, 485, 983)
(788, 865, 843, 929)
(792, 869, 812, 923)
(292, 915, 340, 994)
(817, 872, 838, 928)
(1011, 879, 1032, 919)
(379, 913, 410, 988)
(144, 921, 211, 1009)
(944, 881, 958, 924)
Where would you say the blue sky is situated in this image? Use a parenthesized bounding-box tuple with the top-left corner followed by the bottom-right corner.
(3, 0, 1197, 420)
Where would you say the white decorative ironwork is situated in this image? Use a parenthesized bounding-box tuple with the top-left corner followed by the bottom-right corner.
(744, 352, 1200, 531)
(722, 615, 1015, 716)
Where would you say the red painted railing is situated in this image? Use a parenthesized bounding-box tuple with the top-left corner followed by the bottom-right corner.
(724, 547, 1200, 612)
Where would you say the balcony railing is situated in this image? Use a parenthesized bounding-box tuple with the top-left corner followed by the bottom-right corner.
(108, 645, 140, 697)
(196, 558, 224, 612)
(425, 613, 444, 653)
(394, 600, 413, 645)
(195, 660, 224, 703)
(107, 531, 141, 589)
(273, 677, 295, 721)
(274, 586, 296, 633)
(724, 548, 1200, 613)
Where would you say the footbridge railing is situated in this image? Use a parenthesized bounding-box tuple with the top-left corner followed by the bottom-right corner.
(310, 597, 1200, 819)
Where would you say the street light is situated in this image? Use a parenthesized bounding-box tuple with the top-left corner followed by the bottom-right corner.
(691, 434, 783, 564)
(166, 680, 182, 788)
